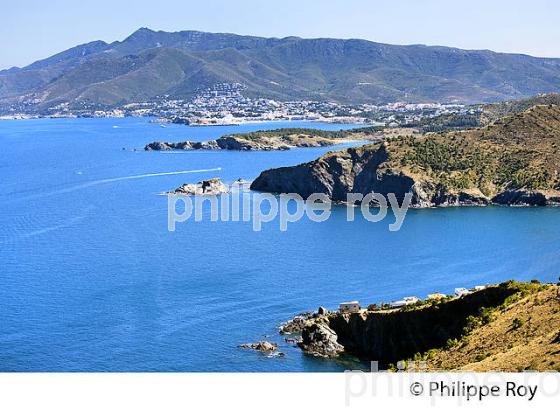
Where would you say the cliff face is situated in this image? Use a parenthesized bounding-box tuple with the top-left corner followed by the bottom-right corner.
(250, 143, 482, 207)
(249, 143, 405, 199)
(297, 282, 560, 371)
(251, 105, 560, 207)
(324, 286, 517, 366)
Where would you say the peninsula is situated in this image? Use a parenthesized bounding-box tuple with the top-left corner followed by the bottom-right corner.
(144, 126, 390, 151)
(251, 104, 560, 207)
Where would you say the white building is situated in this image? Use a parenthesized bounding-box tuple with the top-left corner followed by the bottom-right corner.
(339, 301, 360, 313)
(455, 288, 471, 297)
(389, 296, 420, 308)
(474, 285, 486, 291)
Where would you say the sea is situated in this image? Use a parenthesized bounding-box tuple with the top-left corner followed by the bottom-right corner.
(1, 117, 559, 371)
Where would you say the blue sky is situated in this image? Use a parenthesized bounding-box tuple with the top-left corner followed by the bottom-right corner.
(1, 0, 559, 69)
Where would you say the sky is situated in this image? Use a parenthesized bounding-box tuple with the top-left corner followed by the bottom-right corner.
(1, 0, 559, 69)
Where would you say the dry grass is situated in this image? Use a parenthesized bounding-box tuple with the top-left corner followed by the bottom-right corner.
(426, 284, 560, 371)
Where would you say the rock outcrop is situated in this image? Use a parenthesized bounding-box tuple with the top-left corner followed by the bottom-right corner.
(279, 312, 315, 335)
(171, 178, 229, 195)
(286, 282, 560, 371)
(239, 341, 278, 353)
(146, 140, 221, 150)
(251, 105, 560, 207)
(145, 134, 340, 151)
(278, 307, 331, 335)
(250, 142, 493, 207)
(298, 323, 345, 358)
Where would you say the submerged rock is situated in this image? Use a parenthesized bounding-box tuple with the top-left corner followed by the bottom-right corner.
(267, 351, 286, 358)
(239, 341, 278, 353)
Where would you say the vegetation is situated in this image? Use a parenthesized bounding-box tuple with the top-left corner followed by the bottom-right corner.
(402, 94, 560, 134)
(226, 125, 387, 141)
(510, 318, 524, 330)
(425, 282, 558, 371)
(375, 104, 560, 193)
(404, 112, 483, 133)
(388, 281, 558, 372)
(480, 93, 560, 123)
(5, 28, 560, 111)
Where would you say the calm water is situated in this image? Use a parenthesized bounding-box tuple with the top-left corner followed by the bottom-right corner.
(1, 117, 559, 372)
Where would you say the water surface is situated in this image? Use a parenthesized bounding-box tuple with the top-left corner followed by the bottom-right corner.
(1, 118, 558, 371)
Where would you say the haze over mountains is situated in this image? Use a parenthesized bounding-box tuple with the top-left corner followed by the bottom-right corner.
(2, 27, 560, 112)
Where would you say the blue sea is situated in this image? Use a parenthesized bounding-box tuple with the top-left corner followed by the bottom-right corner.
(1, 117, 559, 372)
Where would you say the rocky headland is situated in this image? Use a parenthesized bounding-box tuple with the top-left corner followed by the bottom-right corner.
(251, 105, 560, 207)
(284, 281, 560, 371)
(145, 127, 387, 152)
(146, 133, 335, 151)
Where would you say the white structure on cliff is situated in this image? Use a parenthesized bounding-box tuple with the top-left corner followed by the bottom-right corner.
(339, 301, 360, 313)
(389, 296, 420, 308)
(455, 288, 471, 297)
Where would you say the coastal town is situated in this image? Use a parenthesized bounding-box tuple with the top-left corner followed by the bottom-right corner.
(0, 81, 475, 127)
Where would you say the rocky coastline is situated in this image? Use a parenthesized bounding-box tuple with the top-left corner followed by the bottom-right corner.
(251, 105, 560, 208)
(278, 281, 560, 371)
(250, 145, 560, 207)
(145, 134, 341, 152)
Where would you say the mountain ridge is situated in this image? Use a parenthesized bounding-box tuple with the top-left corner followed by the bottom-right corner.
(2, 27, 560, 112)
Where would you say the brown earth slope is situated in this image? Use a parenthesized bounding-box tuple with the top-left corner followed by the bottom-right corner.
(426, 284, 560, 371)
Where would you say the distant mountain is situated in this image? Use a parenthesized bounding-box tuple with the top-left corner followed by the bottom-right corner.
(2, 27, 560, 112)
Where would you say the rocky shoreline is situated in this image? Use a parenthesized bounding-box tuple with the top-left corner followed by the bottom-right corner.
(166, 178, 251, 196)
(169, 178, 230, 195)
(145, 134, 342, 151)
(277, 281, 560, 371)
(251, 105, 560, 208)
(251, 150, 560, 208)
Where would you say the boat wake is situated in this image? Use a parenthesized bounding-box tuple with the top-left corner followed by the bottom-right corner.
(77, 168, 223, 187)
(10, 168, 223, 202)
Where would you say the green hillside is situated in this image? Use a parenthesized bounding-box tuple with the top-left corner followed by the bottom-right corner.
(3, 28, 560, 111)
